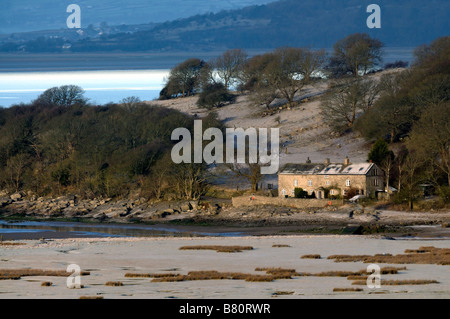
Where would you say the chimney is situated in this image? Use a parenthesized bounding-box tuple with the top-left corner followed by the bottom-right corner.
(344, 156, 350, 165)
(325, 158, 330, 165)
(306, 157, 312, 164)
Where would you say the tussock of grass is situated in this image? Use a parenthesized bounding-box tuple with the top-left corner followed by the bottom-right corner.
(125, 272, 180, 278)
(151, 275, 186, 282)
(124, 273, 152, 278)
(0, 275, 21, 280)
(333, 287, 363, 292)
(347, 275, 369, 280)
(79, 296, 104, 299)
(352, 279, 439, 286)
(272, 244, 291, 248)
(255, 267, 297, 279)
(380, 266, 407, 274)
(245, 275, 275, 282)
(130, 264, 414, 284)
(0, 242, 26, 246)
(311, 270, 366, 277)
(145, 269, 295, 283)
(41, 281, 53, 287)
(179, 245, 253, 253)
(301, 254, 322, 259)
(272, 291, 294, 296)
(327, 255, 371, 262)
(328, 247, 450, 265)
(105, 281, 123, 286)
(0, 269, 90, 278)
(255, 267, 296, 274)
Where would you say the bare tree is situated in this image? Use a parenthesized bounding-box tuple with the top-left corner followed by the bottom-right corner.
(213, 49, 248, 90)
(240, 53, 280, 108)
(228, 163, 263, 192)
(408, 101, 450, 186)
(400, 153, 424, 210)
(271, 47, 326, 108)
(329, 33, 383, 77)
(35, 85, 87, 106)
(163, 58, 206, 98)
(381, 155, 394, 200)
(6, 153, 29, 192)
(320, 78, 365, 132)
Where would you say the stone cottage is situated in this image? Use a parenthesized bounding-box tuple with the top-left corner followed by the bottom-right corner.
(278, 157, 385, 199)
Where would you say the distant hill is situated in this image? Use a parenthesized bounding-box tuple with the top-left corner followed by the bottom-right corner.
(125, 0, 447, 49)
(1, 0, 448, 52)
(0, 0, 274, 34)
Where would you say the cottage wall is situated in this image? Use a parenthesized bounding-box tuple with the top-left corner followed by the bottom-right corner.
(232, 195, 343, 209)
(279, 174, 369, 198)
(281, 173, 385, 198)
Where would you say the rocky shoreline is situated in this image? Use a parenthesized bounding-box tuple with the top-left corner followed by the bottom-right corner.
(1, 192, 450, 233)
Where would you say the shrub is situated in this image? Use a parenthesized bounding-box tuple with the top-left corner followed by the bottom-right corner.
(384, 60, 409, 69)
(197, 83, 235, 109)
(294, 188, 308, 198)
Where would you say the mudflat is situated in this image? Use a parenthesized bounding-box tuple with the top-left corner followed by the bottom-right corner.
(1, 235, 449, 299)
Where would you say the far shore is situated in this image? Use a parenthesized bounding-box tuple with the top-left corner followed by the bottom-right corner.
(1, 201, 450, 240)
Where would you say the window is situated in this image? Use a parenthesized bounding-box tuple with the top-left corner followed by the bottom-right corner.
(281, 189, 287, 196)
(325, 180, 330, 186)
(291, 189, 295, 196)
(346, 180, 351, 187)
(294, 180, 298, 187)
(308, 180, 312, 187)
(324, 175, 329, 179)
(330, 190, 334, 195)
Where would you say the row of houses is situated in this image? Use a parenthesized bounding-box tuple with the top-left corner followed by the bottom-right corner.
(278, 157, 386, 199)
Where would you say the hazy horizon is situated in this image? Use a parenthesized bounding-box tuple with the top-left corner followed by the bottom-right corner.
(0, 0, 276, 34)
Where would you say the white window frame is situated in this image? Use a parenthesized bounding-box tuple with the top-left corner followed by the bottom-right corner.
(346, 180, 351, 187)
(294, 180, 298, 187)
(308, 180, 312, 187)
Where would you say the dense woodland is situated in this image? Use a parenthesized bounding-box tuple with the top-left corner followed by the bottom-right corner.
(0, 34, 448, 209)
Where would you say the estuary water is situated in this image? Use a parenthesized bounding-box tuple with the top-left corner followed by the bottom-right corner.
(0, 47, 415, 107)
(0, 69, 169, 107)
(0, 219, 244, 239)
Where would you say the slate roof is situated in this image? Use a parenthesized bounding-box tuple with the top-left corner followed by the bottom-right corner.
(279, 162, 375, 176)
